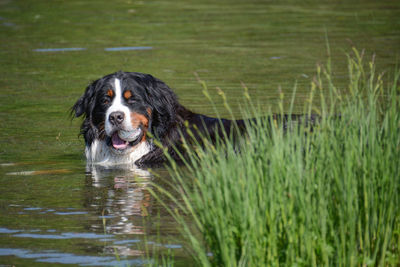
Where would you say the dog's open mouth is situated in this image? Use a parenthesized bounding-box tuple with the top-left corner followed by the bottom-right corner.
(109, 129, 143, 151)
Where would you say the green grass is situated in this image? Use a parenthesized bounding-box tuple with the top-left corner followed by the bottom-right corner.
(152, 50, 400, 267)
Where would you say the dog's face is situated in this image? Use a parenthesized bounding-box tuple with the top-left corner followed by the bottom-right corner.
(102, 77, 151, 154)
(73, 72, 179, 155)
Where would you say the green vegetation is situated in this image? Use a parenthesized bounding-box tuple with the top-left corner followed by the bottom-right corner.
(153, 51, 400, 266)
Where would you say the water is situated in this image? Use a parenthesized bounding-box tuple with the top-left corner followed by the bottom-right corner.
(0, 0, 399, 265)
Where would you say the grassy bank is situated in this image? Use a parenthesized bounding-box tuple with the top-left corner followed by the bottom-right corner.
(153, 50, 400, 266)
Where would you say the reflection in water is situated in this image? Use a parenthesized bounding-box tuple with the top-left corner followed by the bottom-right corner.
(0, 163, 183, 264)
(84, 165, 154, 236)
(33, 47, 87, 52)
(104, 46, 153, 51)
(82, 164, 183, 260)
(0, 248, 141, 266)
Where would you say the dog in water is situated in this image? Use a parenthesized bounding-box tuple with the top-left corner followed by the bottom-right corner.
(73, 71, 318, 168)
(72, 71, 251, 167)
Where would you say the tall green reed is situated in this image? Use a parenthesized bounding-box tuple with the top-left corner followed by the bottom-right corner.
(151, 50, 400, 266)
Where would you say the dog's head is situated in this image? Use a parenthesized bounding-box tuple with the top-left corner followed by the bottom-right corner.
(73, 71, 179, 154)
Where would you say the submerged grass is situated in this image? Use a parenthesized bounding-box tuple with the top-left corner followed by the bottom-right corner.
(152, 50, 400, 266)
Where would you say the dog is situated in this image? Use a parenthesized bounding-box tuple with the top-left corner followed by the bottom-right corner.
(73, 71, 248, 167)
(73, 71, 320, 168)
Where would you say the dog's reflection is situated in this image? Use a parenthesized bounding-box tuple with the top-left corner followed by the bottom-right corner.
(84, 164, 154, 235)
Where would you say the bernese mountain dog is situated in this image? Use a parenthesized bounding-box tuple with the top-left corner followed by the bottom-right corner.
(73, 71, 247, 167)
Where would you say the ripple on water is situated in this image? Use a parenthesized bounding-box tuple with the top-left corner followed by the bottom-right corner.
(0, 248, 144, 266)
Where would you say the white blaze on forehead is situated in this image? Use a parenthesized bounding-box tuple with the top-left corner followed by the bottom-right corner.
(113, 78, 122, 106)
(105, 78, 133, 135)
(114, 78, 121, 99)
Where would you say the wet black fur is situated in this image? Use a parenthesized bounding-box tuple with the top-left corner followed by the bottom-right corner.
(73, 71, 245, 166)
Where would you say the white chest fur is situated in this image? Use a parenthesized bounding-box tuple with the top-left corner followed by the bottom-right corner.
(85, 139, 151, 167)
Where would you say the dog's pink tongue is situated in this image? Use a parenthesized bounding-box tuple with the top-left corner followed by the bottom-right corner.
(112, 132, 129, 150)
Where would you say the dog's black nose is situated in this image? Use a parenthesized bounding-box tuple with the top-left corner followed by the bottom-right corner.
(109, 111, 125, 125)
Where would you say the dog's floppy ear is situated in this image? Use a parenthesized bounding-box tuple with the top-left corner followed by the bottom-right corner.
(72, 79, 99, 118)
(72, 78, 103, 145)
(73, 96, 86, 118)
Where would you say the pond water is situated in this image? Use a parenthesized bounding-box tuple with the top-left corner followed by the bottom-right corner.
(0, 0, 399, 265)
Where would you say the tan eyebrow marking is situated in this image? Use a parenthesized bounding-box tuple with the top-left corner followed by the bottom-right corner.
(123, 90, 132, 99)
(107, 89, 114, 97)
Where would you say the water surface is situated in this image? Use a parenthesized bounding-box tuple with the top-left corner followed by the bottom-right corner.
(0, 0, 399, 265)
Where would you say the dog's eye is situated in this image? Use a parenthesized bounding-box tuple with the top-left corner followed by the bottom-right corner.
(102, 97, 110, 105)
(127, 98, 135, 104)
